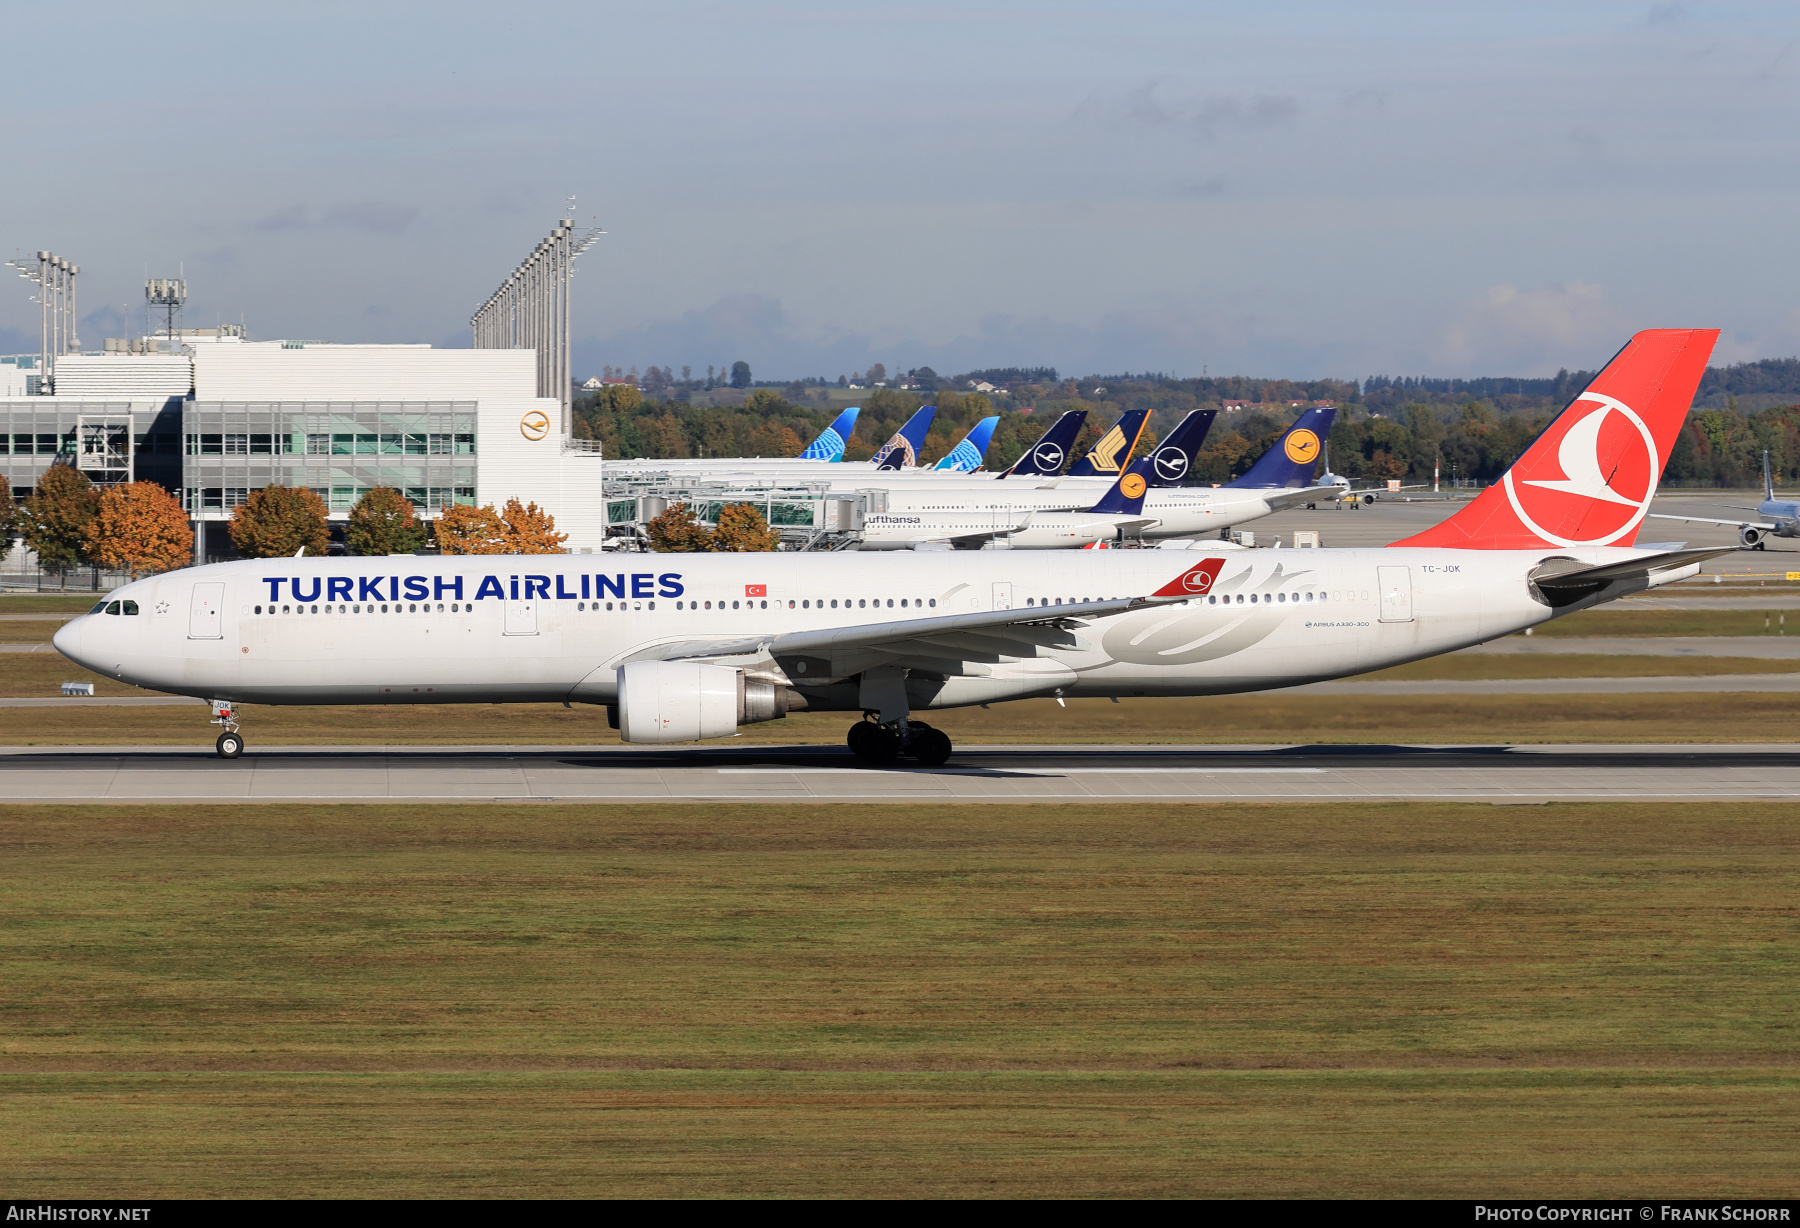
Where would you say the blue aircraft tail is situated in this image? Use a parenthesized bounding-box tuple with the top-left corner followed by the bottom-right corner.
(871, 405, 936, 470)
(998, 410, 1087, 479)
(1066, 409, 1150, 478)
(1085, 458, 1155, 515)
(799, 406, 860, 461)
(1226, 406, 1336, 489)
(934, 415, 999, 471)
(1145, 409, 1217, 488)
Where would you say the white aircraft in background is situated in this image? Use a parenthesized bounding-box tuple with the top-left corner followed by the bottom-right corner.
(1648, 450, 1799, 549)
(57, 329, 1728, 767)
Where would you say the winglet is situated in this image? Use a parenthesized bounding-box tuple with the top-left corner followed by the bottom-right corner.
(1150, 556, 1228, 598)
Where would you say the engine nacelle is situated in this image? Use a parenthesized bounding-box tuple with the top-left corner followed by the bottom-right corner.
(615, 660, 787, 744)
(1741, 525, 1765, 548)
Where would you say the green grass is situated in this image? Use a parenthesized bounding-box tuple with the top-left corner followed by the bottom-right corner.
(0, 801, 1793, 1197)
(0, 595, 100, 616)
(1530, 608, 1796, 636)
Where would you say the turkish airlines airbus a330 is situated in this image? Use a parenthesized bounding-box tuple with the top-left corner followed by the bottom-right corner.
(56, 329, 1724, 765)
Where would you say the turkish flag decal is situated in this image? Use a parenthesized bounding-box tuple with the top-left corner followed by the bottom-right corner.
(745, 584, 767, 597)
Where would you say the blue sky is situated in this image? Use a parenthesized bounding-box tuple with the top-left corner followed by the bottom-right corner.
(5, 1, 1799, 380)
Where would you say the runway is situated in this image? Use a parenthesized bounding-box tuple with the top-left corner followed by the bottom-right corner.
(4, 741, 1799, 803)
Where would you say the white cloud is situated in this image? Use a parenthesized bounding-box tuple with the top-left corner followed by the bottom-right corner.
(1431, 282, 1624, 375)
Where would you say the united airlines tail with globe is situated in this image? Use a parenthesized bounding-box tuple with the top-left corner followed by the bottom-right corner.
(57, 329, 1725, 764)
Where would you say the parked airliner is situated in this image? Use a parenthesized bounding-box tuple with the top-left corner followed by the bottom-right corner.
(1648, 450, 1800, 549)
(56, 330, 1727, 767)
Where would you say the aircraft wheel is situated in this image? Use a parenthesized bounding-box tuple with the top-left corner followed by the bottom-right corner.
(216, 731, 245, 760)
(910, 728, 953, 766)
(846, 721, 877, 755)
(852, 724, 901, 765)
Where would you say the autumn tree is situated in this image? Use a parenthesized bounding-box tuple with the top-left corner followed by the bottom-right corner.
(729, 360, 752, 389)
(710, 503, 780, 552)
(434, 503, 508, 554)
(83, 481, 193, 577)
(497, 497, 567, 554)
(345, 486, 426, 556)
(23, 463, 100, 570)
(0, 474, 15, 564)
(228, 485, 330, 558)
(645, 502, 713, 552)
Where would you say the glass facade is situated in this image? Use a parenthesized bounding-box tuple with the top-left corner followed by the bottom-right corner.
(181, 401, 478, 515)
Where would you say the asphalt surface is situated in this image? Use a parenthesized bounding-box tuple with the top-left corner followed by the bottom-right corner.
(2, 742, 1798, 803)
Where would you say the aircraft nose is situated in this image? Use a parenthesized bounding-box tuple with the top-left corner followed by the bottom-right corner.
(52, 616, 85, 665)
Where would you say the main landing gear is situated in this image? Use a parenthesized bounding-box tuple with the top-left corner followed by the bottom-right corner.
(847, 715, 953, 767)
(210, 699, 245, 759)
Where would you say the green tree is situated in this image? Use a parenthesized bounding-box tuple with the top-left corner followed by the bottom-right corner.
(345, 486, 427, 556)
(645, 502, 713, 553)
(0, 473, 15, 564)
(227, 485, 331, 558)
(23, 463, 100, 570)
(729, 360, 752, 389)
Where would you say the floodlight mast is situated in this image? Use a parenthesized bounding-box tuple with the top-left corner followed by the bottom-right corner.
(5, 249, 81, 392)
(470, 216, 604, 436)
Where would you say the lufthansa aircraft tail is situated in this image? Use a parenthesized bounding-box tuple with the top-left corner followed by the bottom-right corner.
(1146, 409, 1217, 488)
(998, 410, 1087, 479)
(934, 416, 1000, 471)
(1067, 409, 1151, 478)
(799, 406, 860, 461)
(1226, 406, 1336, 489)
(1086, 457, 1155, 516)
(871, 405, 937, 470)
(1391, 328, 1720, 550)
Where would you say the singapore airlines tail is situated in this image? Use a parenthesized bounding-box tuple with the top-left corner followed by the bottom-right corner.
(871, 405, 936, 470)
(934, 416, 1000, 471)
(1391, 328, 1720, 550)
(798, 406, 861, 461)
(998, 409, 1087, 479)
(1067, 409, 1151, 478)
(1225, 406, 1336, 489)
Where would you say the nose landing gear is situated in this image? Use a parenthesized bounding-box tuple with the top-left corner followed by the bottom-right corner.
(210, 700, 245, 759)
(846, 716, 953, 766)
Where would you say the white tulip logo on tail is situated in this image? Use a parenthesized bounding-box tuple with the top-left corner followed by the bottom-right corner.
(1501, 393, 1659, 547)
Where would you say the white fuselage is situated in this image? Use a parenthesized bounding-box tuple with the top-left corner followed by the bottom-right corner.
(854, 485, 1295, 548)
(55, 547, 1675, 713)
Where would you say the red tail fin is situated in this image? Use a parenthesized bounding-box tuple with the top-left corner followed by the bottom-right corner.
(1391, 328, 1718, 549)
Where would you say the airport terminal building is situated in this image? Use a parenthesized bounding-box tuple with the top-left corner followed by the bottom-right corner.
(1, 339, 605, 560)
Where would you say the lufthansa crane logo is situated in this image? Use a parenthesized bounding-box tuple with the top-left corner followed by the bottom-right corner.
(1284, 429, 1321, 464)
(1152, 447, 1190, 482)
(1120, 472, 1148, 500)
(1032, 442, 1065, 470)
(1502, 393, 1658, 547)
(520, 411, 551, 441)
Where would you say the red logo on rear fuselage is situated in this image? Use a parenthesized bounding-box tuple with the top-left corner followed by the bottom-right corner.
(1502, 393, 1658, 547)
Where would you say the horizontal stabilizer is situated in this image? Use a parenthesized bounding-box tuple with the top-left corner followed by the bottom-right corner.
(1531, 546, 1737, 590)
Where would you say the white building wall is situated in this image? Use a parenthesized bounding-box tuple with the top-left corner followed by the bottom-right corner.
(53, 355, 193, 398)
(191, 344, 536, 401)
(474, 398, 606, 549)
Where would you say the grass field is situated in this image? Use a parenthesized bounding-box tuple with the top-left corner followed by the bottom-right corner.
(1527, 608, 1795, 636)
(1, 801, 1793, 1197)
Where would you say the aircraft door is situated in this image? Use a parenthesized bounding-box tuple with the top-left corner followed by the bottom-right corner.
(992, 582, 1013, 610)
(1377, 565, 1413, 623)
(504, 598, 539, 636)
(188, 582, 225, 639)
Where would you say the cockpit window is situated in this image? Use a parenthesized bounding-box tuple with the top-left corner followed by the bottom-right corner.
(89, 601, 108, 615)
(104, 602, 121, 615)
(122, 601, 139, 616)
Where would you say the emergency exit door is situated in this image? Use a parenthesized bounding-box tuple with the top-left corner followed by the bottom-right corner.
(504, 598, 538, 635)
(1377, 566, 1413, 623)
(188, 582, 224, 639)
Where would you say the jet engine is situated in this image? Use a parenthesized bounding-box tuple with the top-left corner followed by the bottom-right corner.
(614, 660, 788, 744)
(1741, 526, 1766, 549)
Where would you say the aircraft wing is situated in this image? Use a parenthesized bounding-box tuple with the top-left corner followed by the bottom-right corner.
(1260, 485, 1343, 509)
(1646, 512, 1779, 532)
(616, 560, 1224, 678)
(1531, 546, 1740, 592)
